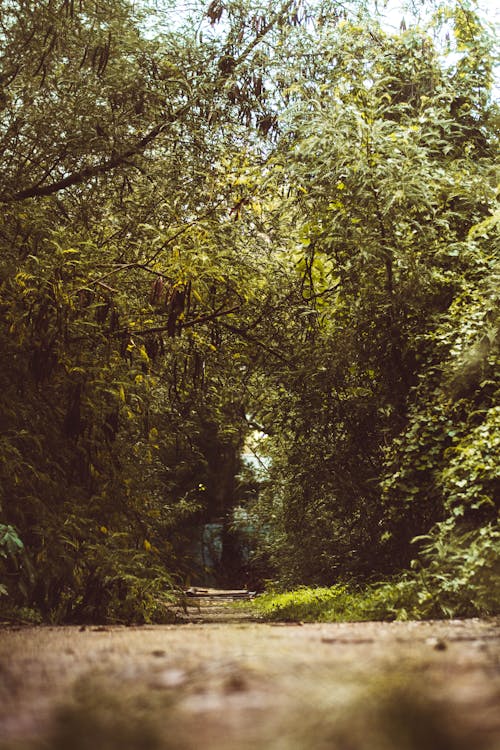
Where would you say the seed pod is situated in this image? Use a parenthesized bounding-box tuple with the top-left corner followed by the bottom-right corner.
(218, 55, 236, 75)
(80, 45, 89, 69)
(97, 35, 111, 77)
(150, 276, 165, 305)
(207, 0, 223, 24)
(166, 285, 186, 337)
(144, 335, 159, 361)
(109, 308, 120, 332)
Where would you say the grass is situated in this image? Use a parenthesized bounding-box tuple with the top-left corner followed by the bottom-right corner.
(249, 581, 436, 622)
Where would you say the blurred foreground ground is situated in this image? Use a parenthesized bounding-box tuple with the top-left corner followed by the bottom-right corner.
(0, 600, 499, 750)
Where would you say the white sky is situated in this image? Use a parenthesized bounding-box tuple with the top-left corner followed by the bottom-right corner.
(378, 0, 500, 30)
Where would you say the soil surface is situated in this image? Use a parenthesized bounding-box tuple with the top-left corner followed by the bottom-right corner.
(0, 594, 499, 750)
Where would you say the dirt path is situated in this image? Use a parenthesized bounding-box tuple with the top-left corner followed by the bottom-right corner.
(178, 588, 259, 624)
(0, 600, 499, 750)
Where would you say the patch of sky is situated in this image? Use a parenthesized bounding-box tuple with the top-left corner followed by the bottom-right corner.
(241, 428, 271, 476)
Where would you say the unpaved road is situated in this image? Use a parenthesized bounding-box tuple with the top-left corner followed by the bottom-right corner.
(0, 604, 499, 749)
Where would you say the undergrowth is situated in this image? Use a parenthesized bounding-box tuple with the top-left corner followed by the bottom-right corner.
(251, 585, 400, 623)
(252, 571, 500, 623)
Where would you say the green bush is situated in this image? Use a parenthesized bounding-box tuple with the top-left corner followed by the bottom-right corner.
(252, 584, 404, 622)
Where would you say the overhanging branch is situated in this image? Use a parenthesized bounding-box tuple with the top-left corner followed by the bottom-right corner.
(0, 120, 172, 203)
(127, 305, 241, 337)
(221, 321, 295, 366)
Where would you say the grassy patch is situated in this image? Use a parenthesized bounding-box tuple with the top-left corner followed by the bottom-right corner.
(251, 584, 400, 622)
(250, 582, 433, 623)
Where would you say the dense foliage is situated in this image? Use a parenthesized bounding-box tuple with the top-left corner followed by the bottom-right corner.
(0, 0, 498, 622)
(245, 6, 499, 598)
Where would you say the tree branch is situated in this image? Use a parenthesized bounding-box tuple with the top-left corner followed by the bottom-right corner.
(231, 0, 296, 71)
(221, 321, 295, 367)
(0, 120, 173, 203)
(127, 305, 241, 337)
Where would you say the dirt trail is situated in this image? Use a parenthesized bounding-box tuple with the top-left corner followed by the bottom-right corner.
(179, 587, 258, 624)
(0, 598, 499, 750)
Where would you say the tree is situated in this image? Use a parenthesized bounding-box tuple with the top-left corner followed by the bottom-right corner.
(243, 6, 499, 592)
(0, 0, 330, 619)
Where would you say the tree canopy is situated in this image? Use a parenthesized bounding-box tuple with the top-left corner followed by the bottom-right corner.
(0, 0, 498, 623)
